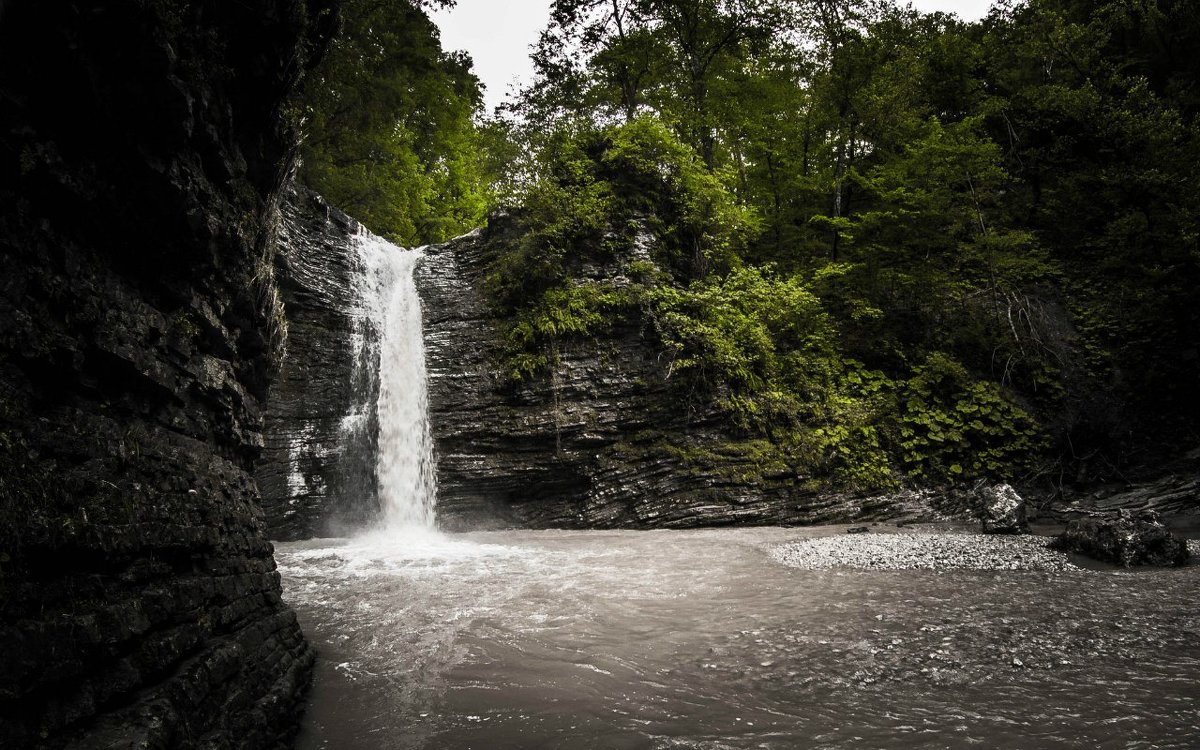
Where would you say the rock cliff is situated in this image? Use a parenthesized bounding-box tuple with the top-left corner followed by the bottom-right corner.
(416, 220, 962, 531)
(260, 209, 979, 536)
(258, 189, 380, 541)
(0, 2, 334, 747)
(260, 208, 1200, 535)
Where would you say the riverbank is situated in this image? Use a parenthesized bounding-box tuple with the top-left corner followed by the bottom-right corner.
(772, 527, 1076, 571)
(771, 524, 1200, 571)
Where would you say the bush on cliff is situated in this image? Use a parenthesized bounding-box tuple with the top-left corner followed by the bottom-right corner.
(483, 117, 1048, 490)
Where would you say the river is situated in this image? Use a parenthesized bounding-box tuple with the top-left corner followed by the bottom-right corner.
(277, 526, 1200, 749)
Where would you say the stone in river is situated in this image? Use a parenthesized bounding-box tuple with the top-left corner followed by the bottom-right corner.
(1050, 509, 1190, 567)
(979, 484, 1028, 535)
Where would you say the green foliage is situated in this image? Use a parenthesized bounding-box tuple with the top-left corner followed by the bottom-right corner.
(314, 0, 1199, 488)
(652, 266, 830, 394)
(485, 128, 615, 313)
(486, 116, 760, 379)
(504, 281, 636, 380)
(659, 437, 795, 485)
(977, 0, 1200, 448)
(800, 360, 897, 489)
(818, 115, 1060, 300)
(649, 266, 898, 489)
(897, 352, 1046, 481)
(299, 0, 489, 244)
(604, 117, 760, 276)
(488, 89, 1070, 488)
(525, 0, 787, 168)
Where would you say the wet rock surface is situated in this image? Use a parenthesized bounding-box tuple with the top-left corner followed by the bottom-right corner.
(0, 2, 333, 747)
(1055, 463, 1200, 520)
(258, 189, 381, 540)
(978, 483, 1027, 534)
(1051, 510, 1191, 567)
(265, 205, 1189, 537)
(414, 227, 981, 531)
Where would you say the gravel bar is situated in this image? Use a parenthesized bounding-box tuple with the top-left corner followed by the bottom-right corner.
(772, 530, 1078, 571)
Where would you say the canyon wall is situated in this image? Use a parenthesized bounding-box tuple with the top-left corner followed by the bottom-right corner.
(258, 206, 954, 535)
(416, 219, 941, 531)
(258, 190, 380, 541)
(0, 2, 334, 747)
(412, 222, 1200, 532)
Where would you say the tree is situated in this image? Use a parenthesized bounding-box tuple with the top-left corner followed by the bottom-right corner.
(299, 0, 488, 244)
(525, 0, 788, 169)
(497, 0, 1200, 482)
(981, 0, 1200, 454)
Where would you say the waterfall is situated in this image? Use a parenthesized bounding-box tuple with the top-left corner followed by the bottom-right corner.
(348, 230, 437, 530)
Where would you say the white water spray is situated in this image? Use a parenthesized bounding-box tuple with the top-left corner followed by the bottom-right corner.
(350, 231, 437, 531)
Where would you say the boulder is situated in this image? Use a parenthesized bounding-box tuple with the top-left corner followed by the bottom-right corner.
(979, 484, 1028, 534)
(1051, 510, 1190, 567)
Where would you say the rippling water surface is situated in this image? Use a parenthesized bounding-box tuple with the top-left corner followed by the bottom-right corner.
(277, 527, 1200, 749)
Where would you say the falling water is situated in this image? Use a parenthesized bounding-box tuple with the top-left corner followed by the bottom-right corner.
(349, 230, 437, 530)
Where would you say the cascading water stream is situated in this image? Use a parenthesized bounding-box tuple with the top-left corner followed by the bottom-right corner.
(349, 230, 437, 531)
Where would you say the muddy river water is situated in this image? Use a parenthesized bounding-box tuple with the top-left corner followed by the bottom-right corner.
(278, 526, 1200, 749)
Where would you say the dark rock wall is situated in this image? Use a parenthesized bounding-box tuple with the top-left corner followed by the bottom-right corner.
(0, 2, 334, 747)
(258, 208, 971, 535)
(258, 208, 986, 535)
(416, 222, 941, 531)
(1055, 471, 1200, 520)
(258, 189, 380, 540)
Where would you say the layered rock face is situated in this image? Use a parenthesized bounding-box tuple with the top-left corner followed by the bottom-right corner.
(0, 2, 333, 747)
(258, 190, 380, 540)
(416, 221, 963, 531)
(259, 210, 954, 535)
(257, 210, 1200, 535)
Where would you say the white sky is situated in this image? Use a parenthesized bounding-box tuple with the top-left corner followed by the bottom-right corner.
(431, 1, 997, 113)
